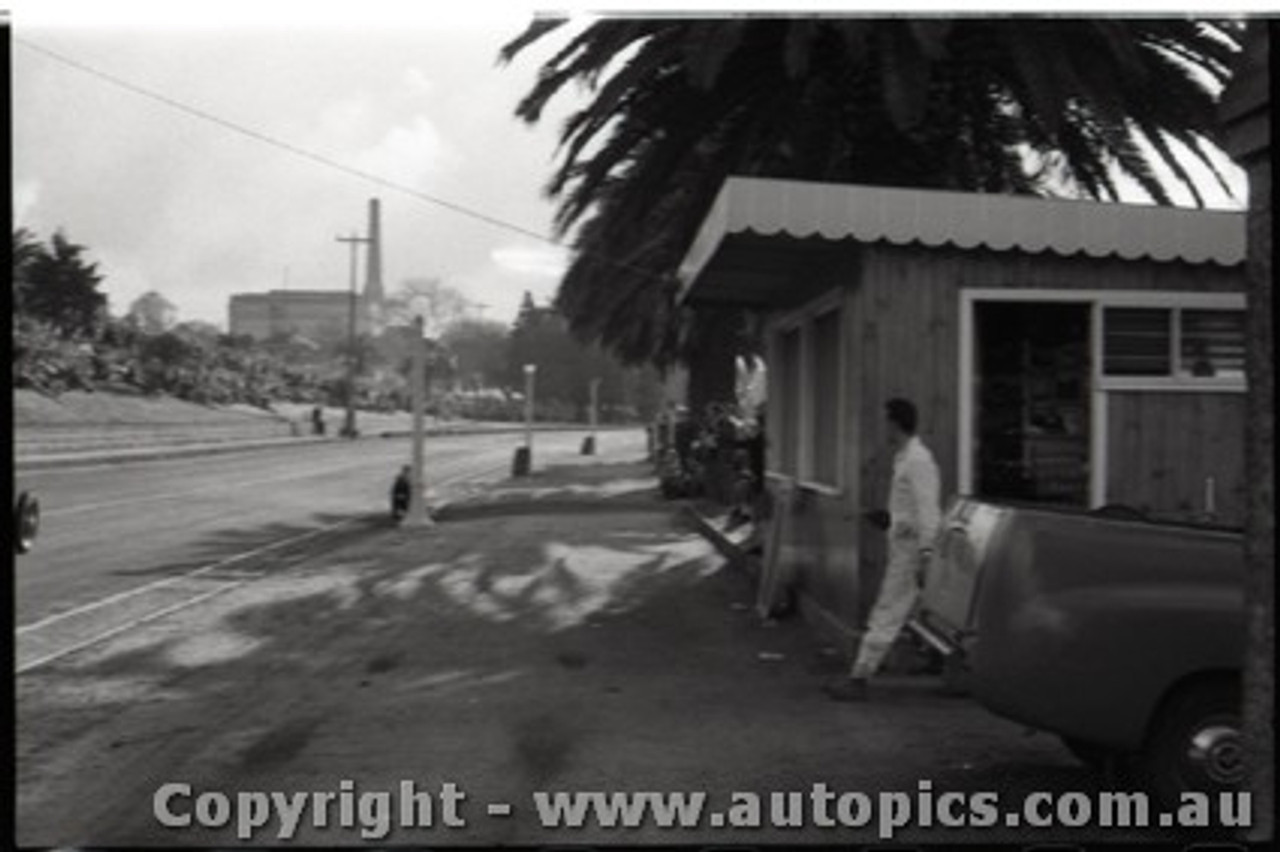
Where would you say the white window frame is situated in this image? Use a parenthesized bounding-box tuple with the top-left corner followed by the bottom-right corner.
(958, 288, 1246, 508)
(767, 287, 845, 495)
(1100, 303, 1248, 391)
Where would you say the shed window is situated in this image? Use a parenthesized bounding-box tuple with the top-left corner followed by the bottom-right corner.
(1103, 306, 1245, 383)
(1180, 309, 1245, 378)
(1103, 308, 1170, 376)
(810, 309, 841, 486)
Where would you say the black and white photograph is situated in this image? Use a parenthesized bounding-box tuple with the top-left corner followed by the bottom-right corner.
(9, 2, 1273, 847)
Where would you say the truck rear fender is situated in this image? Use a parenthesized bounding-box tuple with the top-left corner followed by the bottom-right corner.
(1142, 669, 1241, 744)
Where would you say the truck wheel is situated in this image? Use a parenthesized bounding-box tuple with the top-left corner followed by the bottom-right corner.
(1139, 680, 1243, 808)
(15, 491, 41, 554)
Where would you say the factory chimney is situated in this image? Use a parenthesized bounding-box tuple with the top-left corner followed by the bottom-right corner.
(364, 197, 384, 308)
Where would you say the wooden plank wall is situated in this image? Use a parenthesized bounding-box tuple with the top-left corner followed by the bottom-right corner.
(855, 244, 1244, 501)
(774, 240, 1242, 626)
(1107, 391, 1246, 525)
(763, 256, 863, 650)
(786, 491, 861, 649)
(850, 244, 1243, 614)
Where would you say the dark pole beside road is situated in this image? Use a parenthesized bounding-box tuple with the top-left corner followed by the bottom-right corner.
(406, 315, 432, 526)
(336, 231, 372, 439)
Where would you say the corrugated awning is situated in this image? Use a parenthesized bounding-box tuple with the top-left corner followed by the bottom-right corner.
(678, 177, 1246, 304)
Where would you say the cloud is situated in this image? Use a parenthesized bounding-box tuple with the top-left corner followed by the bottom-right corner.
(491, 244, 569, 278)
(452, 261, 560, 326)
(403, 66, 435, 97)
(353, 115, 456, 188)
(313, 97, 375, 150)
(13, 178, 41, 225)
(11, 26, 568, 331)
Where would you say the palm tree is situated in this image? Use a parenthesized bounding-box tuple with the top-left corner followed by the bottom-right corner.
(501, 17, 1241, 403)
(505, 15, 1269, 831)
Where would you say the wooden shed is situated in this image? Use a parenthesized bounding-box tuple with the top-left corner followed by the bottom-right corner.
(678, 177, 1247, 645)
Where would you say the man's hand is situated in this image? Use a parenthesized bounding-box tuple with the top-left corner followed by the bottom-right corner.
(915, 548, 933, 587)
(862, 509, 891, 531)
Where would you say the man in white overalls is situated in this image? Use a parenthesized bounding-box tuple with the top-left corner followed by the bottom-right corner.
(826, 398, 941, 702)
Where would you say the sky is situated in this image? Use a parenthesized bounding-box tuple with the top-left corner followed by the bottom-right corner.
(12, 7, 588, 329)
(10, 2, 1253, 331)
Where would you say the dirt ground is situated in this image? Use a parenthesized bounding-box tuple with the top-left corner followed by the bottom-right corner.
(17, 460, 1180, 846)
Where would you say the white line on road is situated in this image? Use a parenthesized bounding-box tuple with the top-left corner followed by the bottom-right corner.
(16, 460, 513, 674)
(40, 453, 472, 518)
(16, 518, 360, 635)
(16, 578, 248, 675)
(34, 429, 539, 518)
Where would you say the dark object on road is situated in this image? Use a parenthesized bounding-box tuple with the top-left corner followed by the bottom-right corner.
(862, 508, 891, 531)
(580, 435, 596, 456)
(917, 496, 1244, 808)
(512, 446, 531, 477)
(14, 491, 40, 554)
(311, 406, 326, 436)
(390, 466, 411, 521)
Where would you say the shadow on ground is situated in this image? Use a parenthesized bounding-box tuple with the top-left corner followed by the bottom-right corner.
(17, 459, 1160, 846)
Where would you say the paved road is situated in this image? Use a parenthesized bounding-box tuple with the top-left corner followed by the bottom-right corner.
(16, 429, 611, 628)
(16, 435, 1200, 847)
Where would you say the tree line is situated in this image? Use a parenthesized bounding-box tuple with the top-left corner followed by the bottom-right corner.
(11, 227, 664, 423)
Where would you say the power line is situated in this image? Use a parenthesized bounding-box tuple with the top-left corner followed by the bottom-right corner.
(14, 37, 582, 255)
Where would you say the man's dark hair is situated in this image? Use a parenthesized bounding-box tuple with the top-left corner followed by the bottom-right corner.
(885, 398, 918, 434)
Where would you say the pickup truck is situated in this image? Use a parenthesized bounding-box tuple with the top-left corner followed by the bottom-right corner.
(915, 497, 1245, 807)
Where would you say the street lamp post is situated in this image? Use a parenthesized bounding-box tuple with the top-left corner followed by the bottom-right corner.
(524, 363, 537, 456)
(513, 363, 537, 477)
(336, 231, 372, 439)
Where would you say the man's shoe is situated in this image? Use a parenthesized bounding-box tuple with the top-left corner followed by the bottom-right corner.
(823, 677, 869, 702)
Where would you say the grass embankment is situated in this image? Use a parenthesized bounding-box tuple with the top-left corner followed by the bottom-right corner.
(14, 388, 284, 428)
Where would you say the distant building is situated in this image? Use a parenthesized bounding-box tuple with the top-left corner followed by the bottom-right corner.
(228, 198, 386, 342)
(228, 290, 370, 342)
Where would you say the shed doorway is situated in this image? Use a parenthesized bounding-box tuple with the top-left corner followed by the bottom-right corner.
(974, 302, 1091, 505)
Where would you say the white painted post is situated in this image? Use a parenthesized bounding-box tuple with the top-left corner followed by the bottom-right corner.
(406, 315, 433, 527)
(589, 377, 601, 450)
(524, 363, 537, 460)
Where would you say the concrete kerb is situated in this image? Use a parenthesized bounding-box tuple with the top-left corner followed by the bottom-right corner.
(14, 435, 335, 471)
(13, 423, 637, 471)
(359, 457, 688, 555)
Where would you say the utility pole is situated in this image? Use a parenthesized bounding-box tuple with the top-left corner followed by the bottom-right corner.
(405, 315, 433, 526)
(336, 231, 372, 439)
